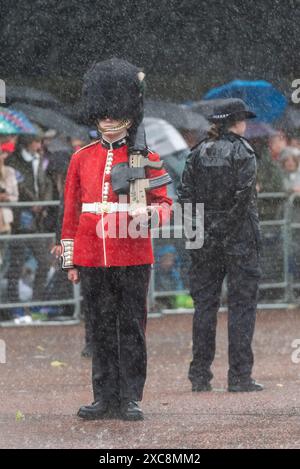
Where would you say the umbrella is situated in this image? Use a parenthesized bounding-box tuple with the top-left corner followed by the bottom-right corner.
(0, 106, 37, 135)
(245, 122, 277, 140)
(275, 106, 300, 132)
(203, 80, 287, 123)
(144, 117, 189, 201)
(6, 86, 61, 109)
(9, 103, 89, 140)
(47, 137, 73, 155)
(46, 138, 73, 174)
(187, 99, 228, 119)
(144, 100, 209, 131)
(144, 117, 188, 157)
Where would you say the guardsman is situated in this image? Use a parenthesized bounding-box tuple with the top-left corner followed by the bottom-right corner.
(60, 58, 172, 420)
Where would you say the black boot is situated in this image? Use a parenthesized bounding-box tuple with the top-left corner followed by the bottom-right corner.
(77, 398, 109, 420)
(228, 379, 264, 393)
(192, 382, 212, 392)
(120, 400, 144, 421)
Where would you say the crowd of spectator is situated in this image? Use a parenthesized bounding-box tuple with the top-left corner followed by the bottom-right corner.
(1, 116, 300, 320)
(0, 130, 86, 321)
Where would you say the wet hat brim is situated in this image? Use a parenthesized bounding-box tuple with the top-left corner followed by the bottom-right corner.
(208, 110, 256, 122)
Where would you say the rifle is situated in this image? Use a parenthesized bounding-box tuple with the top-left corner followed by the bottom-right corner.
(128, 152, 171, 208)
(111, 124, 172, 209)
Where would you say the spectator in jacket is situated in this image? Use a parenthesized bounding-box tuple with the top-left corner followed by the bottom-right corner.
(279, 146, 300, 193)
(5, 134, 53, 303)
(0, 142, 18, 235)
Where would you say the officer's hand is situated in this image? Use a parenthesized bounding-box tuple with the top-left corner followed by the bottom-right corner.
(68, 268, 80, 284)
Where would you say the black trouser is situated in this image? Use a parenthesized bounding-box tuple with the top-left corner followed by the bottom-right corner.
(83, 299, 93, 347)
(79, 264, 151, 403)
(189, 230, 261, 386)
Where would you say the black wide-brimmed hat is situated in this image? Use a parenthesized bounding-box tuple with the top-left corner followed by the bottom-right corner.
(80, 58, 145, 126)
(207, 98, 256, 123)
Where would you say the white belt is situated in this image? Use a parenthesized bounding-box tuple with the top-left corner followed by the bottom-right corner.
(82, 202, 131, 214)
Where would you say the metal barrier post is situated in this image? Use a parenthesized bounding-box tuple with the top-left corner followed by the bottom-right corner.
(285, 193, 300, 303)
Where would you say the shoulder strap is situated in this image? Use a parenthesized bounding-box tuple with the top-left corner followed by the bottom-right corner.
(74, 139, 101, 155)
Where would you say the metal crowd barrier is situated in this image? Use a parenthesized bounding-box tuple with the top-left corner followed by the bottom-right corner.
(285, 193, 300, 302)
(149, 193, 299, 314)
(0, 201, 80, 326)
(1, 194, 300, 326)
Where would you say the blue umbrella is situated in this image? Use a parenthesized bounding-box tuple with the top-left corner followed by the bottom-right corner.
(203, 80, 287, 123)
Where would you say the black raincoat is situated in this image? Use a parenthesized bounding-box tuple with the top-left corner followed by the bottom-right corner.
(178, 131, 261, 386)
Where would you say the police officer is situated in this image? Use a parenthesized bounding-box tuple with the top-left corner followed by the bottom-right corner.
(178, 98, 263, 393)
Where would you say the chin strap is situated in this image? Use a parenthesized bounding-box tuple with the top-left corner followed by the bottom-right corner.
(97, 119, 132, 133)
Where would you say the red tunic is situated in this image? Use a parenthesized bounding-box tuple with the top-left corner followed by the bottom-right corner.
(61, 139, 172, 267)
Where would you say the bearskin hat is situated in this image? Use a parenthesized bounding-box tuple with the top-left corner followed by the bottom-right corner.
(80, 58, 145, 128)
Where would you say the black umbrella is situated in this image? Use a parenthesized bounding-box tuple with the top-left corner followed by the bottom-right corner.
(6, 86, 61, 109)
(187, 99, 229, 119)
(9, 103, 89, 140)
(144, 101, 209, 131)
(47, 137, 73, 155)
(46, 138, 73, 174)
